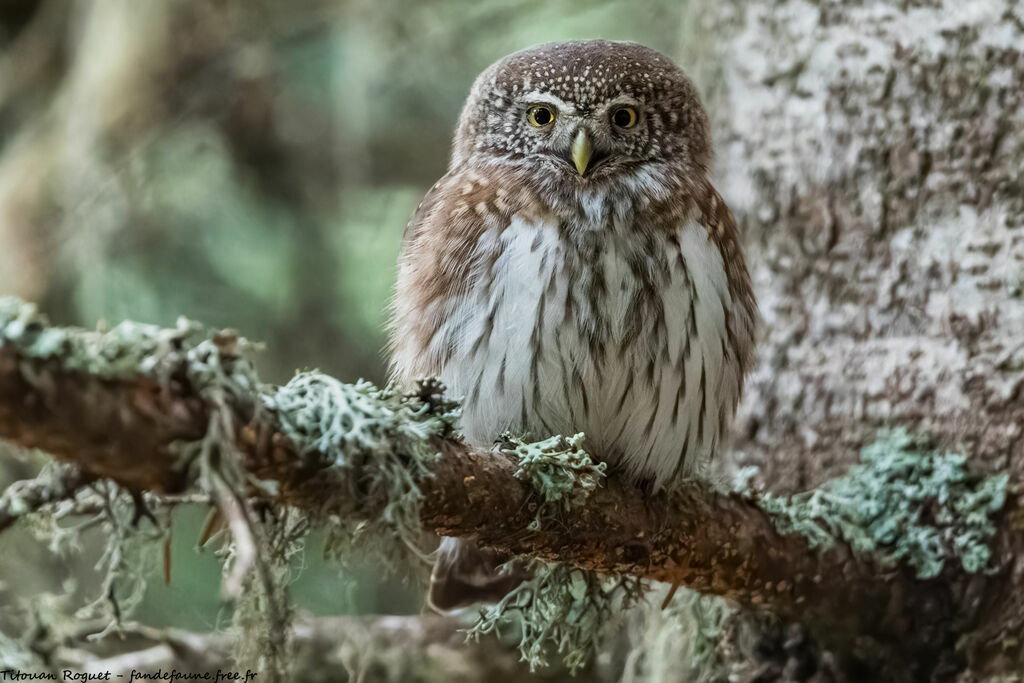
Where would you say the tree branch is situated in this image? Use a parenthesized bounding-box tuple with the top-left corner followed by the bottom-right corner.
(0, 297, 1018, 676)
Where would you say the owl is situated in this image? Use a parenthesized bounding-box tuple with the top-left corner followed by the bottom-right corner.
(389, 40, 757, 610)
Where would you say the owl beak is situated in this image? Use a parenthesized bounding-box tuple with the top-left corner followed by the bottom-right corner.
(571, 128, 593, 176)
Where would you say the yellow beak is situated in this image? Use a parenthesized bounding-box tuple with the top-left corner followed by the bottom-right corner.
(571, 128, 592, 176)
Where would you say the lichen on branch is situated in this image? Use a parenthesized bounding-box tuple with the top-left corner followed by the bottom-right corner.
(760, 429, 1009, 579)
(500, 432, 606, 530)
(1, 295, 1021, 675)
(0, 296, 259, 395)
(266, 373, 458, 571)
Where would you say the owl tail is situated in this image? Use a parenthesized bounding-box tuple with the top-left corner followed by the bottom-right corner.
(428, 537, 526, 611)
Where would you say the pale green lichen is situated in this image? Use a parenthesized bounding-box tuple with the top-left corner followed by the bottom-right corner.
(230, 507, 308, 680)
(466, 434, 624, 672)
(4, 298, 627, 674)
(0, 296, 460, 675)
(266, 374, 457, 573)
(623, 588, 733, 683)
(500, 432, 607, 530)
(2, 299, 218, 635)
(74, 486, 167, 636)
(469, 561, 646, 673)
(761, 429, 1009, 579)
(0, 629, 46, 673)
(1, 297, 294, 677)
(0, 296, 256, 390)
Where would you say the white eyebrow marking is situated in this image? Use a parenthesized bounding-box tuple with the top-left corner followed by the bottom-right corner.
(600, 95, 643, 111)
(519, 91, 576, 115)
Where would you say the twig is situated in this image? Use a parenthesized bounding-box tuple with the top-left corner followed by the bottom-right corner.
(0, 463, 96, 531)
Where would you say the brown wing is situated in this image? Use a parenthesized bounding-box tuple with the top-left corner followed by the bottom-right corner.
(388, 165, 539, 384)
(695, 180, 759, 378)
(400, 173, 450, 246)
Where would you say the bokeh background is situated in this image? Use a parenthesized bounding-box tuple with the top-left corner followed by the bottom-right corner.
(0, 0, 687, 640)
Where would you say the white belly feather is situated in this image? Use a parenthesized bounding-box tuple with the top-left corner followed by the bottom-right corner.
(438, 212, 736, 490)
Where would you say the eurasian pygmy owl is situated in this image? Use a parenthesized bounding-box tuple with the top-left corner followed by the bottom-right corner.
(389, 40, 757, 610)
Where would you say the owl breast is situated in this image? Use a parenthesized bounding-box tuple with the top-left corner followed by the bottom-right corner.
(435, 208, 740, 490)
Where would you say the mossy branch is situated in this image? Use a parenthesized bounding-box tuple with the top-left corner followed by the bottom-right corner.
(0, 297, 1020, 674)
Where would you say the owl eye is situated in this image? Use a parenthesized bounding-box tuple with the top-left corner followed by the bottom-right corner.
(527, 105, 556, 127)
(611, 106, 639, 129)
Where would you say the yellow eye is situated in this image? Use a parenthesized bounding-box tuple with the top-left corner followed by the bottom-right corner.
(611, 106, 638, 129)
(527, 105, 556, 127)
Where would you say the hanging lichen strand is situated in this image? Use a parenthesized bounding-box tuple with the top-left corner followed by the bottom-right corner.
(465, 433, 625, 671)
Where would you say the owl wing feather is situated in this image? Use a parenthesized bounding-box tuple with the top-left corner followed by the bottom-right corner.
(389, 164, 539, 384)
(390, 169, 473, 382)
(694, 181, 759, 380)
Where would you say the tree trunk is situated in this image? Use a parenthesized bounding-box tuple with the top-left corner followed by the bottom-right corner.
(684, 0, 1024, 679)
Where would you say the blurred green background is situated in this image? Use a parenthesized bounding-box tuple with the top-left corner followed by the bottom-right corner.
(0, 0, 686, 634)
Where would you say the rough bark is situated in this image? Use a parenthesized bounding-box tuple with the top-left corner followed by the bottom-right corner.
(677, 1, 1024, 679)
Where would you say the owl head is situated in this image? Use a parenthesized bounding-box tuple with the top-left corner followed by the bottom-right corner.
(451, 40, 711, 190)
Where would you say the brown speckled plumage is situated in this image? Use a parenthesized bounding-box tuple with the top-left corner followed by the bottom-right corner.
(388, 40, 757, 610)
